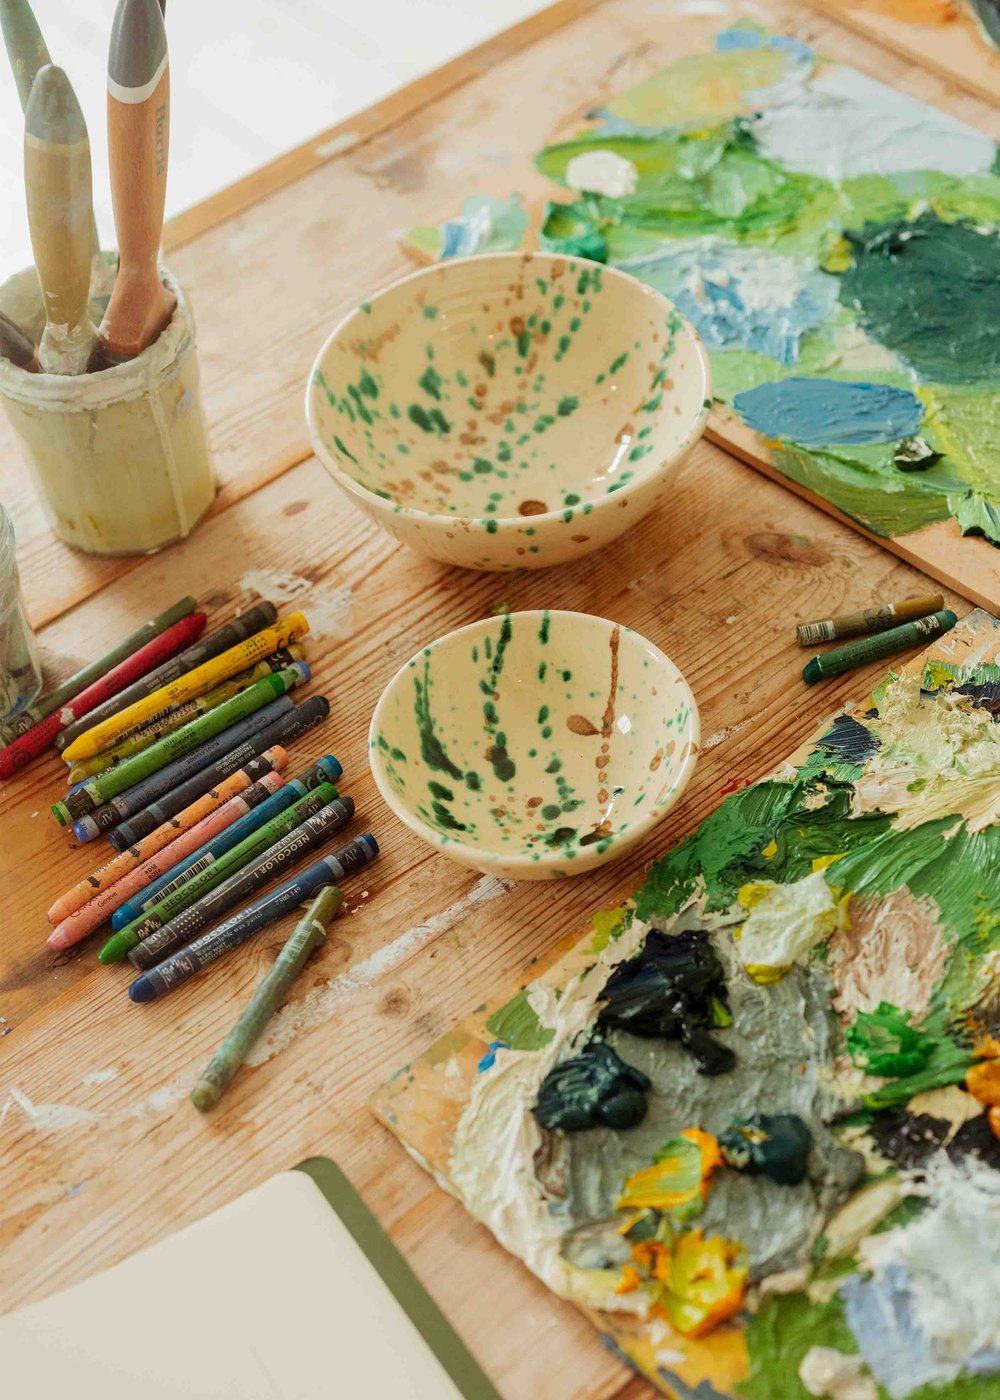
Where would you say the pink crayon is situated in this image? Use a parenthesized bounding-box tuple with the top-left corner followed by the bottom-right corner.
(47, 773, 284, 950)
(46, 753, 288, 924)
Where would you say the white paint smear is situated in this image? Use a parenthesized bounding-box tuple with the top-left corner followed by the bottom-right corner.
(80, 1067, 119, 1086)
(703, 712, 760, 749)
(240, 569, 353, 640)
(247, 874, 515, 1065)
(754, 66, 996, 180)
(1, 1087, 101, 1132)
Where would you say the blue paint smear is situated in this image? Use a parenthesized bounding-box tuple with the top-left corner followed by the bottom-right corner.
(440, 195, 528, 260)
(840, 1263, 1000, 1397)
(623, 245, 838, 365)
(733, 378, 924, 447)
(714, 27, 814, 63)
(477, 1039, 509, 1072)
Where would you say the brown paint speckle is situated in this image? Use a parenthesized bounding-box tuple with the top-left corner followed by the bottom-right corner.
(519, 500, 548, 516)
(567, 714, 599, 736)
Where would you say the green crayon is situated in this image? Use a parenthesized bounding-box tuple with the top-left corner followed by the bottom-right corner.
(802, 610, 958, 685)
(0, 596, 195, 748)
(53, 663, 309, 822)
(108, 782, 338, 955)
(66, 646, 304, 782)
(190, 885, 342, 1111)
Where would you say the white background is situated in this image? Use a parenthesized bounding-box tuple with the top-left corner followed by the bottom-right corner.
(0, 0, 542, 276)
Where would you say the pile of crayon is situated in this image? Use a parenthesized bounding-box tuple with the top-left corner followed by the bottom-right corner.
(1, 594, 379, 1009)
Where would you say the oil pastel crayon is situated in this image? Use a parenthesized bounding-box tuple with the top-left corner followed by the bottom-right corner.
(65, 645, 303, 781)
(68, 696, 295, 840)
(106, 756, 342, 933)
(62, 613, 309, 762)
(48, 774, 285, 950)
(49, 753, 292, 923)
(191, 885, 342, 1111)
(796, 593, 946, 648)
(129, 796, 355, 968)
(120, 783, 340, 948)
(128, 837, 378, 1001)
(101, 778, 338, 963)
(56, 600, 277, 752)
(0, 596, 195, 747)
(55, 663, 309, 821)
(802, 610, 958, 685)
(106, 696, 332, 849)
(0, 611, 206, 780)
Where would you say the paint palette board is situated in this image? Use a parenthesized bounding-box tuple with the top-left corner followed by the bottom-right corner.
(374, 606, 1000, 1400)
(801, 0, 1000, 109)
(402, 18, 1000, 613)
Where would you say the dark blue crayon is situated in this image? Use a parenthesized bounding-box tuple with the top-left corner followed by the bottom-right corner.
(70, 697, 295, 842)
(129, 796, 356, 968)
(106, 696, 334, 850)
(128, 835, 379, 1002)
(109, 756, 341, 929)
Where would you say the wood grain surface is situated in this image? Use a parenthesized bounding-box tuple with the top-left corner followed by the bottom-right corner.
(0, 2, 985, 1397)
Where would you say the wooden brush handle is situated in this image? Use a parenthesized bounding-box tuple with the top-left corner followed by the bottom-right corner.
(101, 55, 175, 359)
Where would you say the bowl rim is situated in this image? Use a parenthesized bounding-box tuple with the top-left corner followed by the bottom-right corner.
(305, 251, 712, 534)
(367, 608, 700, 874)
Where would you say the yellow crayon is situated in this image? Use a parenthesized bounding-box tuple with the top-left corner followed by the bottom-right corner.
(65, 645, 304, 781)
(61, 614, 310, 762)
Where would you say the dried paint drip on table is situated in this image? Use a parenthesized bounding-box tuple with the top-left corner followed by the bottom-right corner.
(371, 610, 697, 875)
(416, 24, 1000, 549)
(379, 610, 1000, 1399)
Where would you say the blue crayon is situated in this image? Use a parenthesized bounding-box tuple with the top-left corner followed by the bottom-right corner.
(129, 835, 379, 1002)
(109, 755, 342, 929)
(70, 698, 296, 843)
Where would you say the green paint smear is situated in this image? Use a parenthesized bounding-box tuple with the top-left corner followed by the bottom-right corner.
(485, 988, 554, 1050)
(413, 657, 464, 783)
(635, 777, 889, 923)
(839, 213, 1000, 385)
(740, 1284, 1000, 1400)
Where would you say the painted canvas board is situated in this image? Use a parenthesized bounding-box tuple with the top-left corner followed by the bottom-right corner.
(374, 607, 1000, 1400)
(404, 23, 1000, 609)
(802, 0, 1000, 108)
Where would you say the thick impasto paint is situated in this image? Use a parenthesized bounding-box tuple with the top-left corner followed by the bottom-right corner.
(374, 608, 1000, 1399)
(411, 25, 1000, 552)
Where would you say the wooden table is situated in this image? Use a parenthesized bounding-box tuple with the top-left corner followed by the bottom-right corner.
(1, 3, 995, 1395)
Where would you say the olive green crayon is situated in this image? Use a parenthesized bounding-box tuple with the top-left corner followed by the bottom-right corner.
(54, 663, 309, 821)
(109, 782, 338, 955)
(190, 885, 342, 1111)
(802, 610, 957, 685)
(65, 645, 303, 782)
(795, 593, 945, 648)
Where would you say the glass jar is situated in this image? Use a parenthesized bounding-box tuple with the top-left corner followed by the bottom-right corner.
(0, 503, 42, 722)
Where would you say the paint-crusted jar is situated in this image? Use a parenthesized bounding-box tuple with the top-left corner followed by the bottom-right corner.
(0, 264, 216, 556)
(0, 501, 42, 722)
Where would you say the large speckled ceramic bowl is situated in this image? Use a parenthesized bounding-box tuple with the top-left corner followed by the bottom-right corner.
(306, 253, 711, 571)
(369, 610, 699, 879)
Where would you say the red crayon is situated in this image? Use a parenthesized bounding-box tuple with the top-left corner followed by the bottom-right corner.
(0, 611, 206, 779)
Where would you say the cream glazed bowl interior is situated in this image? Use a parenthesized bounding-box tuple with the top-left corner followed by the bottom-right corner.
(306, 252, 711, 571)
(369, 610, 699, 879)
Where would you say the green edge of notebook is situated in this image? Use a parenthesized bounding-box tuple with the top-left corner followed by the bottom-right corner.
(295, 1157, 504, 1400)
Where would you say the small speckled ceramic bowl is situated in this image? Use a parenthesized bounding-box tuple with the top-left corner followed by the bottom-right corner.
(369, 610, 699, 879)
(306, 252, 710, 571)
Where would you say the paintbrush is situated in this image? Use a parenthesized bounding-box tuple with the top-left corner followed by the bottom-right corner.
(98, 0, 176, 364)
(24, 65, 98, 375)
(0, 308, 38, 370)
(1, 0, 108, 299)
